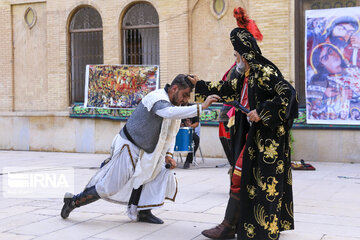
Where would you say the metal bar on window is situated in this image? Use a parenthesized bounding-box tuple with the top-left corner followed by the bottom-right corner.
(133, 30, 139, 64)
(149, 29, 152, 64)
(123, 25, 158, 30)
(131, 29, 134, 64)
(122, 24, 159, 65)
(70, 28, 103, 33)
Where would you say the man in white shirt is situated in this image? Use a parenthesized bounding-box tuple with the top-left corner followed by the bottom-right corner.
(61, 74, 219, 224)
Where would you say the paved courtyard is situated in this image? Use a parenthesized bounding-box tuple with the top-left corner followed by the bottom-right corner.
(0, 150, 359, 240)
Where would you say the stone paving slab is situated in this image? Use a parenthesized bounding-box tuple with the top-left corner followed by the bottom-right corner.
(0, 150, 360, 240)
(92, 220, 176, 240)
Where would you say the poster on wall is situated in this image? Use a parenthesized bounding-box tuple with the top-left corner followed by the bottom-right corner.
(305, 7, 360, 125)
(84, 65, 159, 108)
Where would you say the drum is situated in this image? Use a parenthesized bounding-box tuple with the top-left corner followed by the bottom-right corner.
(174, 127, 193, 152)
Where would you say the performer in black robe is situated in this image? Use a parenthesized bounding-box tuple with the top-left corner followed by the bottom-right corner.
(196, 7, 298, 240)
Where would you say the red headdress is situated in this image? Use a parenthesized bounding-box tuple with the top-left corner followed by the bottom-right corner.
(233, 7, 263, 41)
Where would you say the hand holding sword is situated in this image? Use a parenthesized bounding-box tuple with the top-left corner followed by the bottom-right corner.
(229, 101, 261, 123)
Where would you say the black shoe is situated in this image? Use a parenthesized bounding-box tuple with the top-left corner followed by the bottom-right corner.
(60, 186, 100, 219)
(183, 161, 190, 169)
(201, 220, 235, 239)
(61, 192, 76, 219)
(138, 210, 164, 224)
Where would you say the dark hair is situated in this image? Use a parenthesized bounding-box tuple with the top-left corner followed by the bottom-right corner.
(311, 43, 347, 77)
(170, 74, 194, 90)
(325, 16, 359, 39)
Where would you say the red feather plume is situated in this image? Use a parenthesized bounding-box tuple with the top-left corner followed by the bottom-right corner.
(233, 7, 263, 41)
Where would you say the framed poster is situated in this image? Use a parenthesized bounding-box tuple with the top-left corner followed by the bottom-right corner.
(305, 7, 360, 125)
(84, 65, 159, 108)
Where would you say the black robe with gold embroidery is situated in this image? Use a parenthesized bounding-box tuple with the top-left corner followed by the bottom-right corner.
(195, 28, 298, 240)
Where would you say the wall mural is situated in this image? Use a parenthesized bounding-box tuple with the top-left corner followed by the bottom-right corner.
(84, 65, 159, 108)
(305, 6, 360, 125)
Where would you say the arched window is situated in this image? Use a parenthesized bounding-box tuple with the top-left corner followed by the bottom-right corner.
(122, 3, 159, 65)
(69, 7, 103, 103)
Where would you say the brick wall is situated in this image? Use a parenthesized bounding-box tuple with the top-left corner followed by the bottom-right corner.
(157, 0, 189, 86)
(0, 1, 13, 111)
(191, 0, 245, 82)
(13, 3, 48, 111)
(249, 0, 294, 84)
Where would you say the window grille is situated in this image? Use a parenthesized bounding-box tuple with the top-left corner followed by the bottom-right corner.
(122, 3, 159, 65)
(70, 7, 103, 103)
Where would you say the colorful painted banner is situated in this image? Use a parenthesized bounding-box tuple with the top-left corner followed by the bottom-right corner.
(84, 65, 159, 108)
(305, 7, 360, 125)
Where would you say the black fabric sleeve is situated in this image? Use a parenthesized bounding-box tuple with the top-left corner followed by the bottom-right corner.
(195, 71, 244, 103)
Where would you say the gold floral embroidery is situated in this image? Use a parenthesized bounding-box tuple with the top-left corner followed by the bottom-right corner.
(254, 205, 280, 240)
(277, 125, 285, 137)
(244, 41, 252, 48)
(252, 63, 263, 70)
(257, 78, 271, 90)
(257, 70, 272, 90)
(285, 201, 294, 218)
(262, 66, 275, 77)
(247, 185, 256, 199)
(278, 107, 286, 121)
(259, 109, 271, 126)
(248, 147, 255, 160)
(254, 168, 266, 191)
(255, 130, 264, 152)
(234, 31, 254, 50)
(244, 51, 256, 60)
(222, 95, 236, 102)
(236, 30, 251, 42)
(254, 169, 280, 202)
(208, 81, 222, 91)
(231, 78, 238, 91)
(262, 139, 280, 164)
(276, 160, 284, 174)
(195, 94, 205, 103)
(244, 223, 256, 238)
(266, 177, 279, 202)
(261, 76, 271, 83)
(277, 197, 282, 212)
(264, 140, 279, 159)
(280, 97, 289, 107)
(280, 220, 292, 230)
(248, 76, 255, 88)
(287, 167, 292, 185)
(254, 204, 269, 230)
(268, 215, 280, 238)
(257, 77, 266, 87)
(274, 81, 289, 96)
